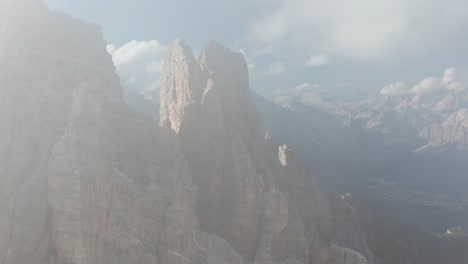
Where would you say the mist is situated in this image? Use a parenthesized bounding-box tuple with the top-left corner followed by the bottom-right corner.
(1, 1, 467, 264)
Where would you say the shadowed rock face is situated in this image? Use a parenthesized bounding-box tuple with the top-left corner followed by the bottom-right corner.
(0, 2, 204, 263)
(0, 2, 374, 264)
(159, 40, 375, 264)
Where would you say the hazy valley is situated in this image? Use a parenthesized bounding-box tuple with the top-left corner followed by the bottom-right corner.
(1, 0, 468, 264)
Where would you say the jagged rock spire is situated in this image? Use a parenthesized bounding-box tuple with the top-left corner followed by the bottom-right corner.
(159, 39, 259, 135)
(157, 39, 375, 264)
(159, 39, 203, 133)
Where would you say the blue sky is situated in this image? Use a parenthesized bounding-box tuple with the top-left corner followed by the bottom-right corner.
(45, 0, 468, 100)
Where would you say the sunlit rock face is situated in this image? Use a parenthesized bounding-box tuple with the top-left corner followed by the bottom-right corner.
(159, 40, 375, 264)
(159, 39, 203, 133)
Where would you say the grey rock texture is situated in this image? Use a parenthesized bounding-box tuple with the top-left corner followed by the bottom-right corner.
(0, 2, 374, 264)
(0, 2, 212, 264)
(159, 40, 375, 264)
(159, 39, 203, 133)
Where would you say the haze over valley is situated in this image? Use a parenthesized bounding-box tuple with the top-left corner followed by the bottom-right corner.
(1, 0, 468, 264)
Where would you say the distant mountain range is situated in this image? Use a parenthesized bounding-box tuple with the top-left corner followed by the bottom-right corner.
(275, 74, 468, 152)
(255, 79, 468, 236)
(128, 63, 468, 238)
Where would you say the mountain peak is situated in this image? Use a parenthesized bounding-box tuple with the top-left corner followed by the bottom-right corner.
(159, 39, 202, 133)
(160, 39, 256, 133)
(200, 40, 233, 58)
(198, 40, 247, 79)
(166, 39, 196, 63)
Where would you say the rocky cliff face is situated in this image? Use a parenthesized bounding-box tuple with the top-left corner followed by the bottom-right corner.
(159, 39, 374, 264)
(0, 2, 204, 263)
(0, 1, 374, 264)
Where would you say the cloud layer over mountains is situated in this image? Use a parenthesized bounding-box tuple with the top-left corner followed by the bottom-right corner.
(381, 68, 468, 96)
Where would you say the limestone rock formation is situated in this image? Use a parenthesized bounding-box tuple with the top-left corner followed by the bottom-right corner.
(0, 3, 240, 264)
(159, 40, 375, 264)
(0, 1, 376, 264)
(159, 39, 203, 133)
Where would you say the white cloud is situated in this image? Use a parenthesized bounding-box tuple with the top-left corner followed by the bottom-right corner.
(145, 60, 163, 73)
(293, 83, 320, 91)
(109, 40, 166, 67)
(246, 0, 468, 61)
(443, 67, 456, 85)
(442, 68, 468, 92)
(106, 44, 116, 54)
(381, 67, 468, 96)
(305, 54, 329, 67)
(294, 83, 310, 91)
(108, 40, 167, 93)
(380, 81, 408, 96)
(411, 77, 443, 94)
(411, 68, 468, 94)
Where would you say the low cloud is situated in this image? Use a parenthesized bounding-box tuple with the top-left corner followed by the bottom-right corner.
(108, 40, 167, 93)
(293, 83, 320, 91)
(380, 67, 468, 96)
(380, 81, 408, 96)
(305, 54, 329, 67)
(145, 60, 163, 74)
(294, 83, 310, 91)
(411, 77, 443, 94)
(108, 40, 166, 67)
(443, 68, 467, 92)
